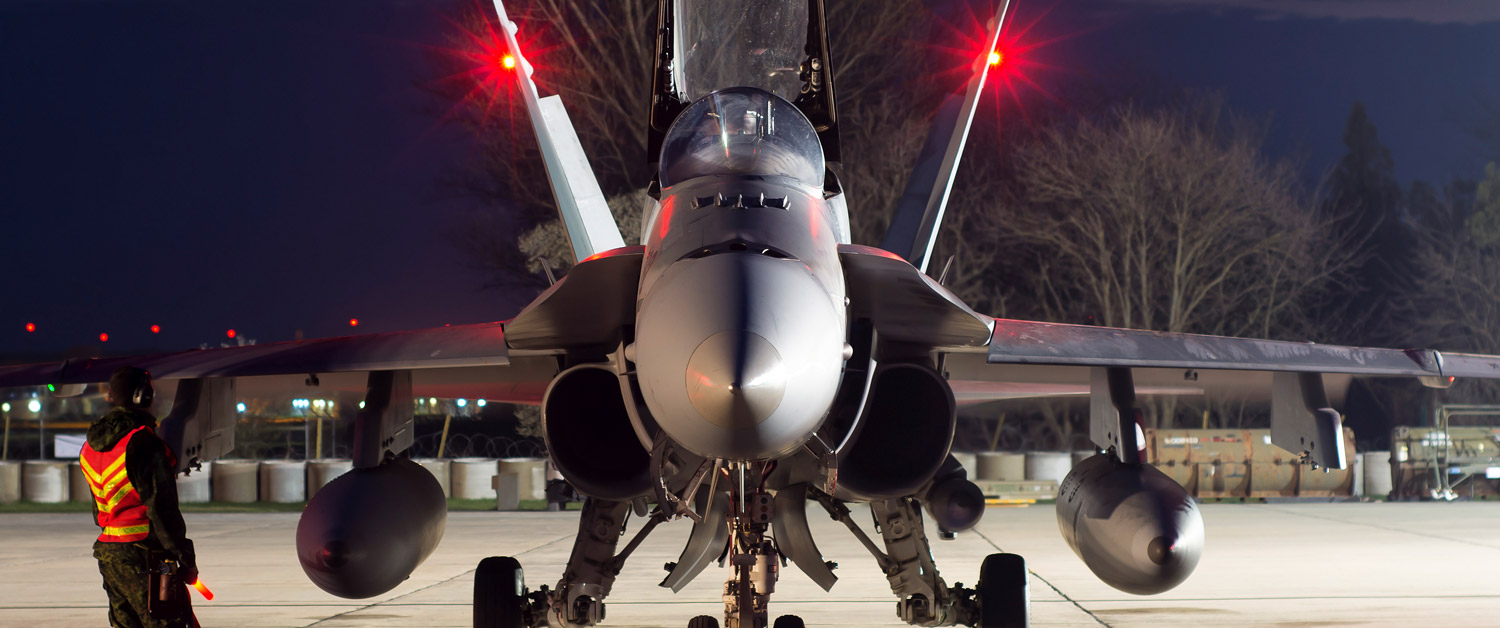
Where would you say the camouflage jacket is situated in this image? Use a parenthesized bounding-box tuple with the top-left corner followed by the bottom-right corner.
(87, 407, 196, 569)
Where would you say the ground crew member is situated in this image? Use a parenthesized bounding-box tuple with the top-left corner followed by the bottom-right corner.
(82, 366, 199, 628)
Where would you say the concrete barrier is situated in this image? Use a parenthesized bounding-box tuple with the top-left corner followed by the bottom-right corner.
(452, 458, 498, 500)
(68, 461, 93, 503)
(495, 471, 520, 511)
(1024, 451, 1072, 484)
(996, 453, 1026, 481)
(213, 459, 259, 503)
(1363, 451, 1392, 498)
(177, 462, 212, 503)
(259, 461, 307, 503)
(951, 452, 978, 479)
(23, 461, 69, 503)
(1353, 453, 1365, 497)
(499, 458, 546, 501)
(306, 459, 353, 500)
(0, 461, 20, 504)
(975, 452, 1005, 480)
(414, 459, 452, 498)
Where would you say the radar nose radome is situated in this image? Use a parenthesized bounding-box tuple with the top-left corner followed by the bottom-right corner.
(685, 330, 786, 429)
(634, 252, 844, 461)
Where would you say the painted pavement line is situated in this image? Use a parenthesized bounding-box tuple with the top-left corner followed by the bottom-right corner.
(973, 528, 1111, 628)
(1260, 505, 1500, 551)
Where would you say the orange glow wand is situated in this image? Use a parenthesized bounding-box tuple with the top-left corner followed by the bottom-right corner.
(189, 578, 214, 601)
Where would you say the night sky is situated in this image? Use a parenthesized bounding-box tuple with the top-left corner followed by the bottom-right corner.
(3, 0, 1499, 359)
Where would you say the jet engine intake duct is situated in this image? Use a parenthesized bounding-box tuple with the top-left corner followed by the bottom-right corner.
(838, 364, 956, 499)
(543, 365, 652, 500)
(1056, 453, 1204, 595)
(296, 458, 446, 599)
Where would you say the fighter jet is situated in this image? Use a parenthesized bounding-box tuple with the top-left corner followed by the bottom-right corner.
(7, 1, 1500, 627)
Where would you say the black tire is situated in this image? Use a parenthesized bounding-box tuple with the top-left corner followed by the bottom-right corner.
(977, 553, 1029, 628)
(773, 615, 805, 628)
(475, 556, 526, 628)
(687, 615, 720, 628)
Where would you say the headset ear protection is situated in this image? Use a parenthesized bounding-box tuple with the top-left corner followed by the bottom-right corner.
(132, 383, 153, 408)
(131, 374, 154, 408)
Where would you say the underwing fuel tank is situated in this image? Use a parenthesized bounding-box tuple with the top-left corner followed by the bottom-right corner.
(1056, 453, 1204, 595)
(296, 458, 447, 598)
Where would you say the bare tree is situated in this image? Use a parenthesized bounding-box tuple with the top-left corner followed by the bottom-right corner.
(433, 0, 945, 284)
(950, 98, 1357, 430)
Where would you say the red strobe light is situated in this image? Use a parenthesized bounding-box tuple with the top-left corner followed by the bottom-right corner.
(349, 318, 359, 327)
(99, 333, 109, 342)
(226, 329, 237, 339)
(25, 322, 36, 333)
(150, 325, 161, 334)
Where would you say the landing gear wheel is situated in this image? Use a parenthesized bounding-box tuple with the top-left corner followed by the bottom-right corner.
(687, 615, 720, 628)
(475, 556, 526, 628)
(977, 553, 1029, 628)
(772, 615, 805, 628)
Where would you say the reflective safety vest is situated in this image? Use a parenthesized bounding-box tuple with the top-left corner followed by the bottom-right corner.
(80, 425, 156, 543)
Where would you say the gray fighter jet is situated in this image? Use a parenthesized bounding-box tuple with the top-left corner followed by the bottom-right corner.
(7, 1, 1500, 627)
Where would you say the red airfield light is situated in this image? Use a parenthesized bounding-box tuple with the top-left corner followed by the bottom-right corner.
(25, 322, 36, 333)
(226, 329, 237, 339)
(150, 324, 161, 334)
(99, 333, 109, 343)
(349, 318, 359, 327)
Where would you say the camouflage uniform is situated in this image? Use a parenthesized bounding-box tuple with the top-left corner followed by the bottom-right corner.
(87, 407, 198, 628)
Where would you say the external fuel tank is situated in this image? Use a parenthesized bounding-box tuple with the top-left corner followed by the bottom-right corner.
(1056, 453, 1204, 595)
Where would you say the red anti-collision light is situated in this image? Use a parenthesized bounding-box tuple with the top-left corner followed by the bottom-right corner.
(99, 333, 109, 342)
(25, 322, 35, 333)
(150, 325, 161, 334)
(501, 55, 516, 70)
(349, 318, 359, 327)
(226, 329, 237, 339)
(988, 50, 1003, 66)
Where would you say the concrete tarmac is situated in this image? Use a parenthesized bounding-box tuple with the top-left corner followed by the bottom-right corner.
(2, 501, 1498, 627)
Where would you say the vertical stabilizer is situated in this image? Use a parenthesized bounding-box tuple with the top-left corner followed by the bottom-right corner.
(879, 0, 1011, 273)
(491, 0, 626, 262)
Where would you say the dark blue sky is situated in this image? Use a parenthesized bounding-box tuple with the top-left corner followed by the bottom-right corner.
(3, 0, 1498, 357)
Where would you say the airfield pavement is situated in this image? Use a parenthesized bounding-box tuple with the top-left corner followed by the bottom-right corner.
(1, 501, 1497, 627)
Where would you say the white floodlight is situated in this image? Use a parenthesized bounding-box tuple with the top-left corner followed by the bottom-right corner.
(28, 399, 41, 413)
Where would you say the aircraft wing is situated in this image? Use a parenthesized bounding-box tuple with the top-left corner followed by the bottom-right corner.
(937, 313, 1500, 468)
(844, 248, 1500, 468)
(0, 322, 513, 385)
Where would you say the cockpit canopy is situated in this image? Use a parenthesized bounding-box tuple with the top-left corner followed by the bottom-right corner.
(659, 87, 824, 189)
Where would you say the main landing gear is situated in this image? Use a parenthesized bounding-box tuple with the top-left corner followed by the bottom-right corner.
(472, 477, 1030, 628)
(802, 487, 1029, 627)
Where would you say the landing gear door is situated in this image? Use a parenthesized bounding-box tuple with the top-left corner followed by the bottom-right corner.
(158, 378, 237, 475)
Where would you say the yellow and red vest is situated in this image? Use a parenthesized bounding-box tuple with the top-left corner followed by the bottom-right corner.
(80, 425, 170, 543)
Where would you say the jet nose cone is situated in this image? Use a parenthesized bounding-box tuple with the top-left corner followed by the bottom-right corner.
(685, 330, 786, 428)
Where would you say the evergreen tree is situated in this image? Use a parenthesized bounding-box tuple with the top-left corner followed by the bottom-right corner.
(1322, 102, 1408, 344)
